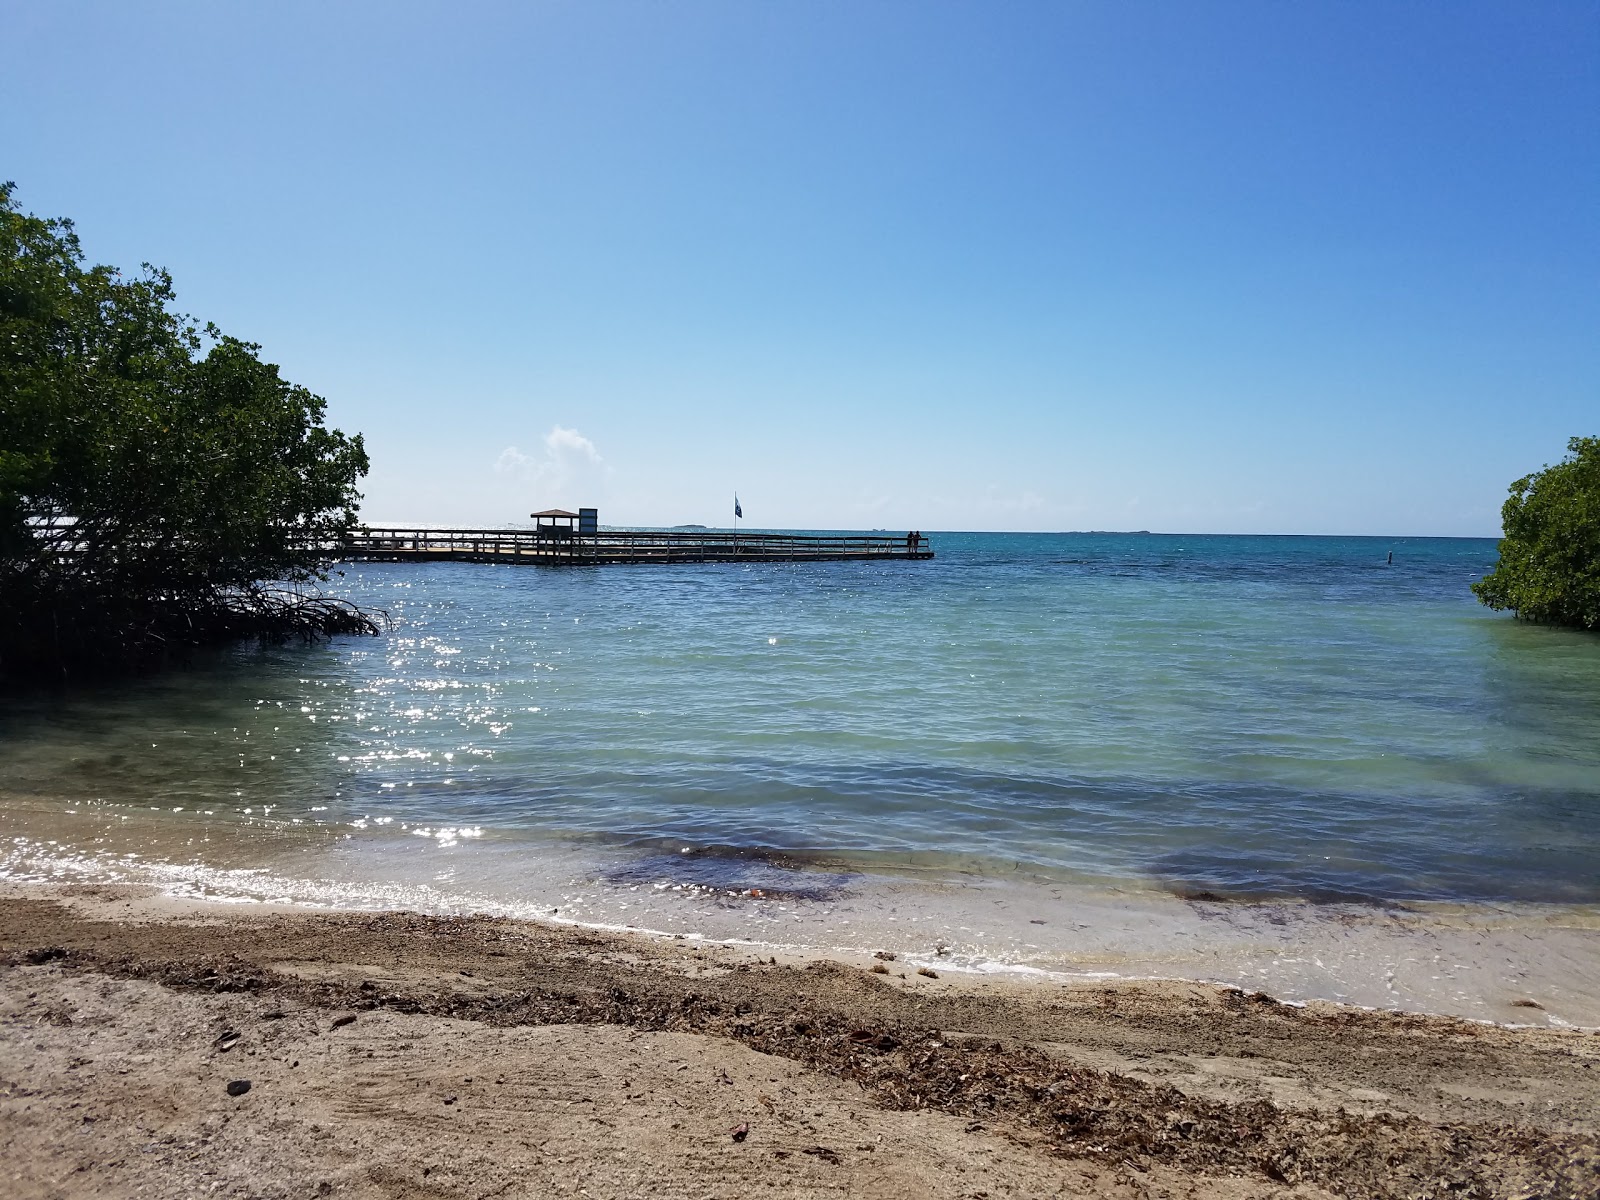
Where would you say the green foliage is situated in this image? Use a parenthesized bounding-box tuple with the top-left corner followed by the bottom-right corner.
(1472, 436, 1600, 631)
(1, 182, 375, 678)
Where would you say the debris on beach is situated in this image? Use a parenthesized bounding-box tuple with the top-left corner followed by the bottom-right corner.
(7, 900, 1596, 1200)
(214, 1029, 241, 1052)
(331, 1014, 357, 1029)
(728, 1122, 749, 1142)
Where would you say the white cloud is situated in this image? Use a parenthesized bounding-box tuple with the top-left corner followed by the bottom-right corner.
(493, 426, 608, 509)
(544, 425, 601, 465)
(494, 446, 533, 475)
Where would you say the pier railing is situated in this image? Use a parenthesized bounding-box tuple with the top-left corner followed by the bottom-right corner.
(339, 527, 933, 565)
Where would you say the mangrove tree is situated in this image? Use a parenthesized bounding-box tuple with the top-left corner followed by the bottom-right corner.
(0, 183, 378, 680)
(1473, 436, 1600, 630)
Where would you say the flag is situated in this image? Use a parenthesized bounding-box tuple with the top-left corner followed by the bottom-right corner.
(734, 495, 743, 519)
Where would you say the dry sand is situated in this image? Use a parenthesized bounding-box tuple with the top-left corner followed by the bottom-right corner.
(2, 883, 1596, 1199)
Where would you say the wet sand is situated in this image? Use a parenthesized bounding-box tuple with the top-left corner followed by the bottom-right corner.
(7, 800, 1599, 1029)
(2, 883, 1597, 1199)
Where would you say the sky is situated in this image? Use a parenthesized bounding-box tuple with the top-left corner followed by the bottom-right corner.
(3, 2, 1596, 535)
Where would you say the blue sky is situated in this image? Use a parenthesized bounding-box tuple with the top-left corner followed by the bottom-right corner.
(4, 2, 1595, 534)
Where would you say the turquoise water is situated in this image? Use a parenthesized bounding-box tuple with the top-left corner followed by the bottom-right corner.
(4, 532, 1599, 907)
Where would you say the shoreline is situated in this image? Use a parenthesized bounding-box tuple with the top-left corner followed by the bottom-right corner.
(2, 881, 1597, 1199)
(5, 875, 1598, 1034)
(6, 810, 1600, 1030)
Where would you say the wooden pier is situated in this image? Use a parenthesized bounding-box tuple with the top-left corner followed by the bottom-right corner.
(340, 527, 933, 566)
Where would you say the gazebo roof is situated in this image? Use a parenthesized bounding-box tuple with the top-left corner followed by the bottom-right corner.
(529, 509, 578, 518)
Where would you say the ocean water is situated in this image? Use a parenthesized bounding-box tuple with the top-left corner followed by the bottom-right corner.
(5, 532, 1600, 1021)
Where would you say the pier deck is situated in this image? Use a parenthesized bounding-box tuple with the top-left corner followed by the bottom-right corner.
(341, 527, 933, 565)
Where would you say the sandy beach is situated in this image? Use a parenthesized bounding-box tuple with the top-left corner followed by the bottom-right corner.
(7, 4, 1600, 1198)
(2, 883, 1596, 1200)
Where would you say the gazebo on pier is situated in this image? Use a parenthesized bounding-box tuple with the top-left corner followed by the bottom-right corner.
(530, 508, 578, 541)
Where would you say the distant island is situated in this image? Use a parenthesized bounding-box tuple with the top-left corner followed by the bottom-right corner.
(671, 523, 709, 530)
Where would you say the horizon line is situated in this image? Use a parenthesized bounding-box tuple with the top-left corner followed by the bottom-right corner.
(358, 520, 1502, 541)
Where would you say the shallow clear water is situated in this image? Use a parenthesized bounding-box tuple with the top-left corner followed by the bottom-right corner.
(4, 532, 1600, 1020)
